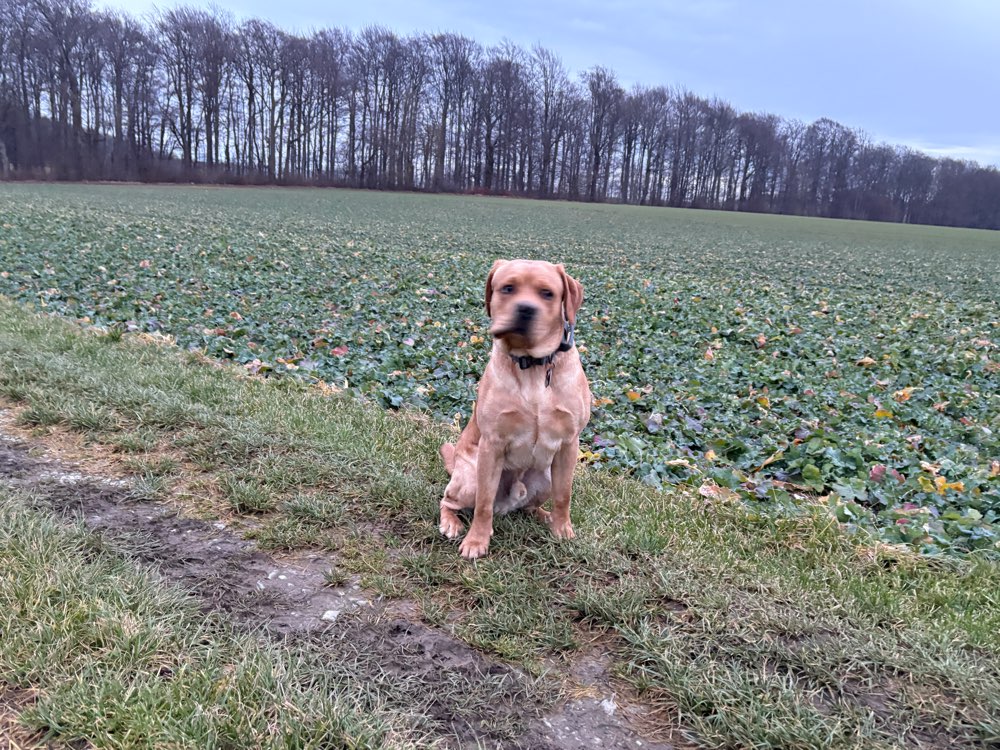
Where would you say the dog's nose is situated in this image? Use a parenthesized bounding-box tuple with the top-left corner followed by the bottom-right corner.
(516, 304, 537, 321)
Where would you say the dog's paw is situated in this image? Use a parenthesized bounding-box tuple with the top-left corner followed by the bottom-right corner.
(549, 518, 576, 540)
(459, 533, 491, 560)
(536, 508, 575, 540)
(439, 512, 465, 539)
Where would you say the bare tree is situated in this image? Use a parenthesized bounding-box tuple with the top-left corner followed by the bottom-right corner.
(158, 7, 208, 170)
(32, 0, 92, 177)
(473, 43, 530, 193)
(428, 33, 477, 191)
(530, 45, 571, 197)
(195, 10, 231, 170)
(308, 28, 348, 181)
(583, 66, 622, 202)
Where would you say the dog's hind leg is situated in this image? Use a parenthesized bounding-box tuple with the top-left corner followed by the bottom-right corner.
(520, 468, 554, 524)
(492, 470, 531, 515)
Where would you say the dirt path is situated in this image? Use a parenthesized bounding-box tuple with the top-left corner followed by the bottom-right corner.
(0, 425, 679, 749)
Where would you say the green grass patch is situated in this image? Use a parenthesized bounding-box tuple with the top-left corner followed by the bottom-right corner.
(219, 472, 278, 514)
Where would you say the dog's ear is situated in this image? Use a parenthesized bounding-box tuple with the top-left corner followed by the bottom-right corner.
(558, 265, 584, 325)
(484, 259, 506, 317)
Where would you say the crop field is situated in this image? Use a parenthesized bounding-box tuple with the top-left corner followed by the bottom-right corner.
(1, 182, 998, 554)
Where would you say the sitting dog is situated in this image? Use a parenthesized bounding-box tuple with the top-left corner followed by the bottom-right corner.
(439, 259, 591, 559)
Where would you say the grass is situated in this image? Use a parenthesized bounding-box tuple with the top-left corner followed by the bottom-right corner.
(2, 298, 1000, 748)
(0, 488, 409, 749)
(0, 484, 557, 749)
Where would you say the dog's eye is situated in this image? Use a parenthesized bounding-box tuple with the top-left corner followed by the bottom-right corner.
(539, 288, 554, 300)
(501, 284, 515, 294)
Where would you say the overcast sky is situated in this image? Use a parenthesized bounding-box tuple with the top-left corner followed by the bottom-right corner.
(99, 0, 1000, 166)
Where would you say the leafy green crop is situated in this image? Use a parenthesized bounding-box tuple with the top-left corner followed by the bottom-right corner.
(1, 184, 998, 554)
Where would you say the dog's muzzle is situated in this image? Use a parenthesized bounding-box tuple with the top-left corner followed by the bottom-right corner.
(507, 303, 536, 335)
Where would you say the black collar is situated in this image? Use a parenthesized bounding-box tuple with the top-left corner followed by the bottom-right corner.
(508, 322, 575, 371)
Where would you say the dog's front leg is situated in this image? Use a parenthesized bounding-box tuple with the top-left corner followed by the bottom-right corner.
(459, 438, 503, 559)
(548, 439, 579, 540)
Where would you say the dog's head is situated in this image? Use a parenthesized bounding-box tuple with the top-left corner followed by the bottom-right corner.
(484, 259, 583, 354)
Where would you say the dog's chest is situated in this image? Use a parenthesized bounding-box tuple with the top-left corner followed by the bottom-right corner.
(506, 430, 561, 470)
(501, 397, 579, 470)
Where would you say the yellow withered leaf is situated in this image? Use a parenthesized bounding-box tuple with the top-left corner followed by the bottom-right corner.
(934, 476, 965, 495)
(920, 474, 965, 495)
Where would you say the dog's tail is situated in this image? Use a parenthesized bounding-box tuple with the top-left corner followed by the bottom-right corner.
(439, 443, 456, 475)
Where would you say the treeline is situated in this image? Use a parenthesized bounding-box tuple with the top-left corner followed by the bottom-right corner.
(2, 0, 999, 229)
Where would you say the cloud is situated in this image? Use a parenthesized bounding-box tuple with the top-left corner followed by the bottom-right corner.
(903, 142, 1000, 168)
(568, 17, 607, 34)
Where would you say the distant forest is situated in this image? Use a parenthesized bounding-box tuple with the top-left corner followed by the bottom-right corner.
(2, 0, 999, 230)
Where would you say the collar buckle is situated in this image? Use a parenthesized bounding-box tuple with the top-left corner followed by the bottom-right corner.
(557, 322, 575, 352)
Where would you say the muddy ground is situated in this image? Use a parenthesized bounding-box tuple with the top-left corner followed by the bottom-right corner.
(0, 424, 679, 750)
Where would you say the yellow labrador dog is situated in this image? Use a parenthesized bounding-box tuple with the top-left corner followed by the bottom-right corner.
(439, 259, 591, 559)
